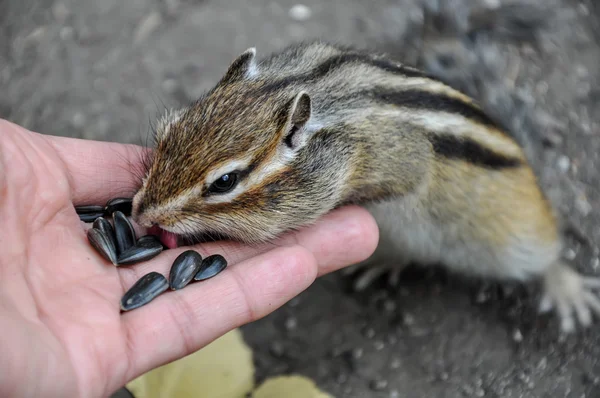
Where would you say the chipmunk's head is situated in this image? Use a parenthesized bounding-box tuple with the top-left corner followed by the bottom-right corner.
(132, 47, 347, 244)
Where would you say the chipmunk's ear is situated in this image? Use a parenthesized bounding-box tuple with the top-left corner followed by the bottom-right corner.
(220, 48, 257, 84)
(283, 91, 312, 150)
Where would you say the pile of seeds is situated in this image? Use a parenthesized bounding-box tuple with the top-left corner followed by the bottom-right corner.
(76, 198, 228, 312)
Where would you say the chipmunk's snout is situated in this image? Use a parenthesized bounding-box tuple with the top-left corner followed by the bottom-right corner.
(131, 191, 154, 228)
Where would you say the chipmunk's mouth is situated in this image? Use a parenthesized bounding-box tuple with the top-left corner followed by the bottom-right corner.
(147, 225, 180, 249)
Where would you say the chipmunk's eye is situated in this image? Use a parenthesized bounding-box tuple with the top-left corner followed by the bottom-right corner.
(208, 172, 239, 194)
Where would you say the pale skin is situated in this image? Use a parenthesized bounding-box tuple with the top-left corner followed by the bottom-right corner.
(0, 119, 379, 398)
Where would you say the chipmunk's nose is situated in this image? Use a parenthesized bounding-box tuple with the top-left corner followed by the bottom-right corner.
(131, 192, 151, 226)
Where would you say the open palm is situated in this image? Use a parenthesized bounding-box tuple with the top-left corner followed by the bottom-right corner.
(0, 119, 378, 398)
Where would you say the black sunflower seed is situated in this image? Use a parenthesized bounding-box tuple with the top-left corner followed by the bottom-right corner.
(78, 212, 106, 223)
(113, 211, 136, 255)
(87, 228, 117, 265)
(120, 272, 168, 311)
(105, 198, 133, 216)
(194, 254, 228, 281)
(117, 242, 163, 265)
(76, 205, 104, 214)
(76, 205, 105, 223)
(169, 250, 203, 290)
(137, 235, 163, 248)
(93, 217, 116, 247)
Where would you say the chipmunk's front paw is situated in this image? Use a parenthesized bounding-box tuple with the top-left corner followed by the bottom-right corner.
(342, 260, 407, 292)
(539, 263, 600, 333)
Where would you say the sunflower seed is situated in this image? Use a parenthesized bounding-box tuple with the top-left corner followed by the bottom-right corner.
(120, 272, 168, 311)
(76, 205, 105, 222)
(87, 228, 117, 264)
(117, 241, 163, 265)
(113, 211, 136, 254)
(93, 217, 116, 247)
(137, 235, 163, 247)
(194, 254, 227, 281)
(75, 205, 104, 214)
(169, 250, 203, 290)
(78, 212, 106, 223)
(105, 197, 133, 216)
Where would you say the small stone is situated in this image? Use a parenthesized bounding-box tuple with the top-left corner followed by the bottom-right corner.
(369, 378, 388, 391)
(475, 387, 485, 397)
(133, 11, 163, 44)
(386, 334, 398, 345)
(512, 329, 523, 343)
(352, 347, 364, 360)
(269, 341, 285, 358)
(71, 112, 86, 129)
(285, 317, 298, 331)
(390, 357, 401, 369)
(582, 371, 600, 385)
(439, 372, 449, 381)
(557, 155, 570, 173)
(59, 26, 74, 40)
(537, 357, 548, 371)
(288, 297, 301, 307)
(575, 65, 589, 79)
(564, 248, 576, 261)
(374, 340, 385, 350)
(362, 327, 376, 339)
(518, 372, 530, 384)
(161, 78, 179, 95)
(288, 4, 312, 21)
(475, 289, 490, 304)
(389, 390, 400, 398)
(402, 312, 415, 326)
(383, 299, 397, 313)
(52, 2, 71, 24)
(575, 194, 592, 216)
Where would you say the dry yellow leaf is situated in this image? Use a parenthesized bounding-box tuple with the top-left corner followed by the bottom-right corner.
(126, 329, 255, 398)
(252, 375, 334, 398)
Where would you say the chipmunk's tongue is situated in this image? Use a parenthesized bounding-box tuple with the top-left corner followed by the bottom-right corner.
(147, 226, 179, 249)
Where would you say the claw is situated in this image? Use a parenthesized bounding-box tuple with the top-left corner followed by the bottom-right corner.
(557, 299, 575, 334)
(388, 269, 402, 287)
(353, 266, 388, 291)
(538, 293, 554, 313)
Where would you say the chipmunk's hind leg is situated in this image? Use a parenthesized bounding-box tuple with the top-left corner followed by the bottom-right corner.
(539, 261, 600, 333)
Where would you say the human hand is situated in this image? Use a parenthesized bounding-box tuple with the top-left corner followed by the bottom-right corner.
(0, 119, 378, 398)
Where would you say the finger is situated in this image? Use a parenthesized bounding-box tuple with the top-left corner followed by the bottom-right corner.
(116, 205, 379, 287)
(121, 245, 317, 381)
(41, 133, 149, 205)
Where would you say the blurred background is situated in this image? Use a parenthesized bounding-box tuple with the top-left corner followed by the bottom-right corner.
(1, 0, 599, 396)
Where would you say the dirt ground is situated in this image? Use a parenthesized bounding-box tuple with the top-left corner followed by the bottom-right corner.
(2, 0, 600, 396)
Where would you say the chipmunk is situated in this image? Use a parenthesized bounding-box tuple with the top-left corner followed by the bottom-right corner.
(131, 41, 600, 334)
